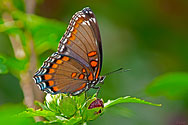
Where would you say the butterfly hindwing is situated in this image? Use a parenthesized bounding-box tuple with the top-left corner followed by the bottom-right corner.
(33, 52, 92, 95)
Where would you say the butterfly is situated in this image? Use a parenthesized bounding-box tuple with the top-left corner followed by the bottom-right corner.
(33, 7, 106, 96)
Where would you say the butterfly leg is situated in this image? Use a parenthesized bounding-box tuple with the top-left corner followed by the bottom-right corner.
(84, 91, 87, 99)
(92, 86, 101, 97)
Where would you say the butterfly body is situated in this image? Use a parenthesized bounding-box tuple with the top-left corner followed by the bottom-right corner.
(33, 7, 105, 95)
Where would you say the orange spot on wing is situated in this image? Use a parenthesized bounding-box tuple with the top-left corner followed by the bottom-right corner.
(75, 23, 79, 28)
(69, 34, 75, 40)
(56, 60, 63, 64)
(62, 56, 70, 61)
(77, 17, 84, 23)
(67, 41, 71, 45)
(71, 72, 77, 78)
(48, 81, 54, 86)
(73, 83, 86, 92)
(52, 86, 59, 92)
(88, 51, 97, 57)
(88, 72, 93, 81)
(52, 64, 58, 68)
(82, 68, 86, 73)
(90, 60, 98, 67)
(49, 69, 55, 73)
(72, 29, 77, 34)
(44, 75, 52, 80)
(78, 74, 85, 79)
(96, 68, 100, 79)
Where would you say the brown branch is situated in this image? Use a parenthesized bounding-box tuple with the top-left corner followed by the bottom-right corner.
(24, 0, 45, 122)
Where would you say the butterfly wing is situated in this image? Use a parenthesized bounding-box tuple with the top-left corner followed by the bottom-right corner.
(33, 52, 90, 95)
(33, 7, 103, 95)
(58, 7, 103, 80)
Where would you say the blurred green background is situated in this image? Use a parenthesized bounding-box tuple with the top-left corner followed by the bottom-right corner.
(0, 0, 188, 124)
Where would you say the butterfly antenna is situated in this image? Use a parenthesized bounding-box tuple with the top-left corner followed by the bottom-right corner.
(104, 68, 131, 76)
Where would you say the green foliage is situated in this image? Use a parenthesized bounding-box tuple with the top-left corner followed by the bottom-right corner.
(104, 96, 161, 109)
(146, 72, 188, 99)
(18, 93, 161, 124)
(0, 104, 34, 124)
(59, 96, 77, 117)
(0, 0, 167, 124)
(0, 56, 8, 74)
(0, 7, 66, 76)
(17, 108, 56, 117)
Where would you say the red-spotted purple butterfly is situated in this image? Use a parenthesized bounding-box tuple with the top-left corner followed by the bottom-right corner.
(33, 7, 106, 95)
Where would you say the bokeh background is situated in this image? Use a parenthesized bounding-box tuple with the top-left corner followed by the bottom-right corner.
(0, 0, 188, 124)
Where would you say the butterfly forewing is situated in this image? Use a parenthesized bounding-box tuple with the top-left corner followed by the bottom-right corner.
(58, 7, 102, 80)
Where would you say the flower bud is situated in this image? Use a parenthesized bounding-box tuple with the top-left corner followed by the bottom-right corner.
(82, 98, 104, 121)
(88, 98, 104, 114)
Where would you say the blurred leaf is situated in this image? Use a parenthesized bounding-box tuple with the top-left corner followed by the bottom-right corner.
(0, 56, 8, 74)
(12, 0, 25, 12)
(106, 106, 134, 118)
(0, 104, 34, 124)
(104, 96, 161, 109)
(0, 73, 24, 104)
(0, 63, 8, 74)
(17, 108, 56, 117)
(0, 53, 28, 75)
(146, 72, 188, 99)
(5, 56, 28, 76)
(12, 11, 66, 55)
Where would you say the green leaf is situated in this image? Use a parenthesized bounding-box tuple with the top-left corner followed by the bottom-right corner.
(72, 93, 85, 109)
(38, 117, 82, 124)
(34, 101, 49, 110)
(0, 54, 28, 76)
(0, 63, 8, 74)
(63, 117, 82, 124)
(17, 108, 56, 117)
(0, 104, 34, 124)
(146, 72, 188, 99)
(59, 96, 77, 117)
(104, 96, 161, 109)
(0, 56, 8, 74)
